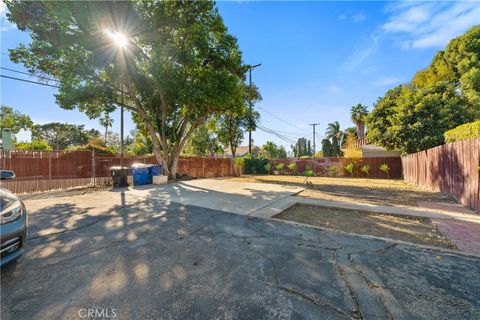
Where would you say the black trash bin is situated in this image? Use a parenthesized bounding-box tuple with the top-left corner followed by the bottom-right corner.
(110, 166, 130, 188)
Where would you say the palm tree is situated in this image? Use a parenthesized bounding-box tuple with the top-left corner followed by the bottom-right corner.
(325, 121, 344, 157)
(350, 103, 368, 139)
(99, 113, 113, 144)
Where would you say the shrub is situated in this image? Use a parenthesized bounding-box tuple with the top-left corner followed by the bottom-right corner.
(379, 163, 390, 178)
(360, 164, 370, 176)
(276, 163, 285, 173)
(288, 162, 297, 174)
(264, 163, 272, 174)
(243, 155, 269, 174)
(234, 157, 245, 167)
(444, 120, 480, 143)
(15, 139, 52, 151)
(304, 170, 314, 177)
(327, 165, 337, 177)
(299, 155, 311, 160)
(344, 162, 354, 176)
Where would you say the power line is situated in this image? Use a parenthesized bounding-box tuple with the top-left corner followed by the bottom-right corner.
(0, 66, 59, 82)
(0, 74, 60, 88)
(257, 106, 309, 134)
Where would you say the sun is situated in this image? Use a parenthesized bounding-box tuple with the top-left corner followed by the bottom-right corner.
(104, 29, 128, 48)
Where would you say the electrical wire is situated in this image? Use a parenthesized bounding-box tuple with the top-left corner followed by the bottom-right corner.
(257, 106, 309, 134)
(0, 74, 60, 88)
(0, 66, 59, 82)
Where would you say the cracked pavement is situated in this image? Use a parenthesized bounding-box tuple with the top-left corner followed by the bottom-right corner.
(2, 185, 480, 320)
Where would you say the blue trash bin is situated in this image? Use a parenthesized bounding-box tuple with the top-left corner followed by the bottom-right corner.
(131, 164, 151, 186)
(150, 165, 162, 176)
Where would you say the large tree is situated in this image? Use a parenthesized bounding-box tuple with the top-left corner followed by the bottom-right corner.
(0, 105, 33, 136)
(31, 122, 91, 150)
(7, 1, 247, 179)
(350, 103, 368, 139)
(367, 26, 480, 154)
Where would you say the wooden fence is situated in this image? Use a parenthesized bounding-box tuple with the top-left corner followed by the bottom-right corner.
(402, 138, 480, 212)
(0, 150, 236, 194)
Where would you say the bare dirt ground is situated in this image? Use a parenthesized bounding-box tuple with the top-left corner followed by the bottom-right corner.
(274, 203, 456, 249)
(223, 175, 456, 207)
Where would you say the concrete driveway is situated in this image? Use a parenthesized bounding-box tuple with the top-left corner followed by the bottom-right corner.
(2, 179, 480, 319)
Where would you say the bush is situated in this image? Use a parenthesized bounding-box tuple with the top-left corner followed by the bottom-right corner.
(304, 170, 314, 177)
(444, 120, 480, 143)
(344, 162, 354, 176)
(360, 164, 370, 176)
(327, 165, 337, 177)
(379, 163, 390, 178)
(15, 139, 52, 151)
(276, 163, 285, 173)
(264, 163, 272, 174)
(234, 157, 245, 167)
(243, 155, 269, 174)
(288, 162, 297, 174)
(299, 155, 311, 160)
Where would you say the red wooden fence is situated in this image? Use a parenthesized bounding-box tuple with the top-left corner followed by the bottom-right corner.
(0, 150, 236, 194)
(402, 138, 480, 212)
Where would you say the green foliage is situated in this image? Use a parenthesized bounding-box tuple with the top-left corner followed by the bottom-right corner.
(325, 122, 344, 157)
(275, 163, 285, 172)
(379, 163, 390, 178)
(234, 157, 245, 167)
(350, 104, 368, 138)
(0, 105, 33, 136)
(67, 137, 115, 155)
(183, 123, 223, 156)
(7, 1, 248, 179)
(264, 163, 272, 174)
(288, 162, 297, 174)
(344, 163, 354, 176)
(444, 120, 480, 143)
(321, 139, 332, 157)
(243, 155, 269, 174)
(99, 113, 113, 143)
(304, 170, 314, 177)
(367, 26, 480, 154)
(291, 138, 312, 157)
(15, 139, 52, 150)
(31, 122, 94, 150)
(262, 141, 287, 159)
(327, 165, 337, 177)
(216, 86, 261, 157)
(129, 131, 153, 155)
(360, 164, 370, 176)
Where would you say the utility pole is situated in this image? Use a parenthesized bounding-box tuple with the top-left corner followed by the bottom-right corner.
(248, 63, 261, 154)
(120, 83, 124, 166)
(309, 123, 320, 158)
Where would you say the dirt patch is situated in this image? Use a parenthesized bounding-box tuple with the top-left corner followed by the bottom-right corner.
(222, 175, 456, 207)
(19, 186, 108, 200)
(274, 203, 456, 249)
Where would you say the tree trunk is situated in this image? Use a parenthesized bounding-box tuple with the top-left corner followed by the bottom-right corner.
(356, 122, 365, 139)
(104, 127, 108, 144)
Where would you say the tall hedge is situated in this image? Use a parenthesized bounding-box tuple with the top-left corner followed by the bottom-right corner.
(444, 120, 480, 143)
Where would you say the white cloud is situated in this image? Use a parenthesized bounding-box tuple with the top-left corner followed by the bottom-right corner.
(341, 2, 479, 71)
(383, 2, 480, 49)
(339, 12, 367, 23)
(373, 77, 402, 87)
(327, 85, 342, 93)
(351, 12, 367, 23)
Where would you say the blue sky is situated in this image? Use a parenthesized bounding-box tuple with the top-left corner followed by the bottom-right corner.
(1, 1, 479, 152)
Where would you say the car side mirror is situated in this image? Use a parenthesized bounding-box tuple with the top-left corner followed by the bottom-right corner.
(0, 170, 15, 180)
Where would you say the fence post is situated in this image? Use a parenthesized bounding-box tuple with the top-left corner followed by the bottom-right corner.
(48, 151, 52, 182)
(92, 150, 96, 187)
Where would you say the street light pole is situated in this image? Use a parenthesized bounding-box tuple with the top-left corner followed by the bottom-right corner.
(248, 63, 261, 154)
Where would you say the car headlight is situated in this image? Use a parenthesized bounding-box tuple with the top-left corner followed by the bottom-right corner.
(0, 200, 24, 224)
